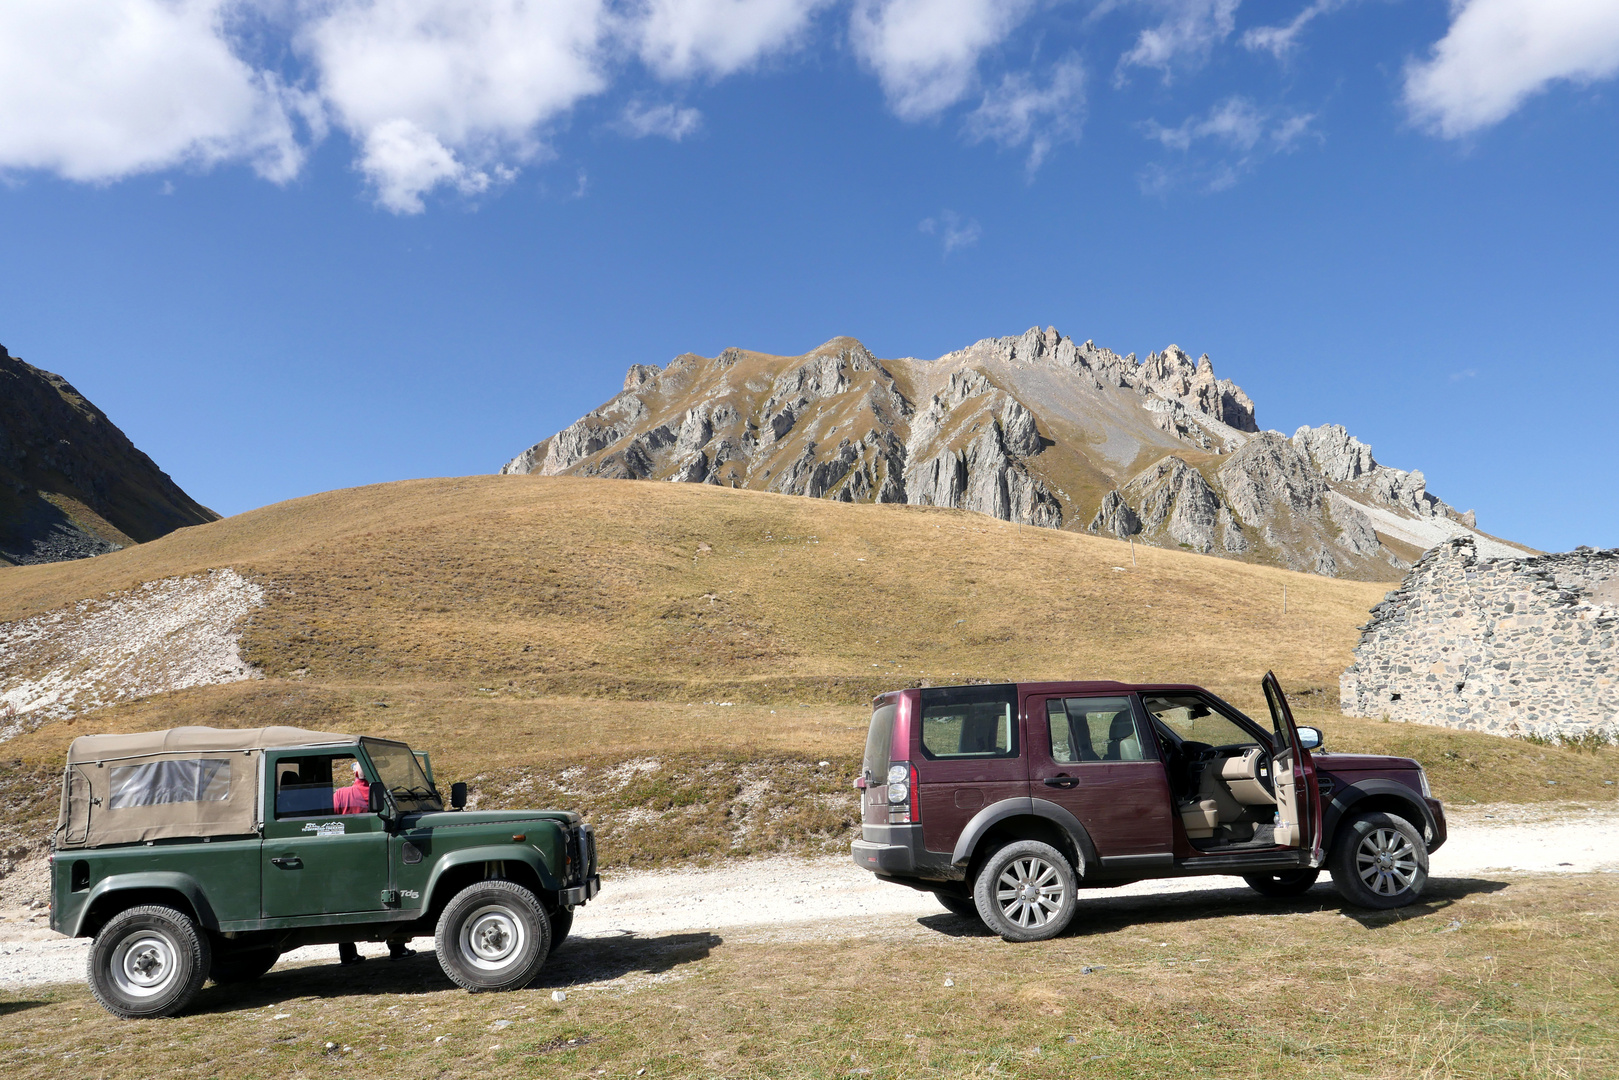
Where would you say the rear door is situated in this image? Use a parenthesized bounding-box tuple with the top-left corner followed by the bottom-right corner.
(1263, 672, 1323, 864)
(913, 685, 1028, 854)
(1027, 692, 1173, 858)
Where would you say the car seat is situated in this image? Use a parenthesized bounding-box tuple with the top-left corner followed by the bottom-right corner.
(1103, 712, 1141, 761)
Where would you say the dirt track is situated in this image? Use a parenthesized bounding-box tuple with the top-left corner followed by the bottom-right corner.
(2, 803, 1614, 990)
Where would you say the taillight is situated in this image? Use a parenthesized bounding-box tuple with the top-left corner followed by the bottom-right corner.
(886, 762, 920, 824)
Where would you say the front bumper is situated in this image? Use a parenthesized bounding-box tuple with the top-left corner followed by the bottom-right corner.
(1425, 797, 1448, 854)
(560, 874, 600, 908)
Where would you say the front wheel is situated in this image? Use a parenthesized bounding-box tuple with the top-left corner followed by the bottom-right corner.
(1330, 812, 1428, 909)
(87, 905, 211, 1019)
(435, 880, 551, 991)
(973, 841, 1077, 942)
(1242, 869, 1321, 898)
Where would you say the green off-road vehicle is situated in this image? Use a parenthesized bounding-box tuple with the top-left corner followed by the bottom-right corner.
(49, 726, 599, 1018)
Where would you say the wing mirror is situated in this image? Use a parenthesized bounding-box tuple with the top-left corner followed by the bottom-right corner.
(450, 782, 468, 811)
(1297, 727, 1323, 751)
(367, 781, 395, 823)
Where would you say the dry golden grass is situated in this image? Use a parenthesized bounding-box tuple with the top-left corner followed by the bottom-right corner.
(2, 477, 1613, 861)
(2, 874, 1613, 1079)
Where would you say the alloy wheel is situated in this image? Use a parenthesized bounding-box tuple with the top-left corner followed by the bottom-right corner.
(994, 856, 1066, 928)
(1355, 827, 1419, 896)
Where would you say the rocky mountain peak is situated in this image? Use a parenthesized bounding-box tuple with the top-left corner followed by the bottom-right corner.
(500, 327, 1525, 579)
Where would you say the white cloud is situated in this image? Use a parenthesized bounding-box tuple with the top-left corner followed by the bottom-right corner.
(303, 0, 610, 213)
(1241, 0, 1348, 60)
(1118, 0, 1239, 80)
(1142, 95, 1314, 189)
(1404, 0, 1619, 138)
(919, 209, 981, 253)
(0, 0, 311, 182)
(851, 0, 1038, 120)
(964, 56, 1086, 172)
(633, 0, 832, 79)
(618, 100, 705, 140)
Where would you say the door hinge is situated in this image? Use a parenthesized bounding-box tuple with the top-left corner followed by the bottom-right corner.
(381, 889, 400, 906)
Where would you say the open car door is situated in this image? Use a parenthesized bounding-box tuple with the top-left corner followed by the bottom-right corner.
(1263, 672, 1323, 866)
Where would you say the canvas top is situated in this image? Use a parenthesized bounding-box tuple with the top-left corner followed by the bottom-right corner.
(65, 726, 355, 766)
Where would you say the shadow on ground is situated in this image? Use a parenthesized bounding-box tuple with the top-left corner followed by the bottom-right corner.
(191, 931, 720, 1014)
(915, 875, 1513, 938)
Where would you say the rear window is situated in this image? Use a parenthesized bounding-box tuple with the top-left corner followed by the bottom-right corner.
(108, 759, 232, 809)
(863, 703, 897, 781)
(918, 684, 1019, 760)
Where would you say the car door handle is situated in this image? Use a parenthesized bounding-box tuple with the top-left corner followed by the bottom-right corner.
(1043, 775, 1080, 789)
(270, 856, 303, 870)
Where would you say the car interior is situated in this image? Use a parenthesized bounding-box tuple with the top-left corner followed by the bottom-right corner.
(1142, 694, 1301, 851)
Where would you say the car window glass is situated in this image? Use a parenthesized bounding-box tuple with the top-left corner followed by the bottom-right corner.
(920, 701, 1016, 759)
(362, 739, 443, 813)
(274, 754, 363, 819)
(1142, 695, 1259, 749)
(108, 759, 232, 809)
(1049, 697, 1142, 762)
(1264, 679, 1294, 752)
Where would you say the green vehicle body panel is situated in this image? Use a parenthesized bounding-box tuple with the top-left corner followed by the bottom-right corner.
(51, 738, 597, 941)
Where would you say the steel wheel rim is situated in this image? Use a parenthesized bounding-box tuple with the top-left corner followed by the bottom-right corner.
(459, 904, 525, 971)
(994, 856, 1066, 928)
(110, 931, 179, 999)
(1354, 827, 1419, 896)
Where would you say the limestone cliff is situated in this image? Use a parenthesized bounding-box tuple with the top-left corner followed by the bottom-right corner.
(501, 326, 1527, 579)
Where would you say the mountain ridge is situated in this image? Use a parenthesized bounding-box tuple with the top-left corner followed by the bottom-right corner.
(502, 326, 1529, 580)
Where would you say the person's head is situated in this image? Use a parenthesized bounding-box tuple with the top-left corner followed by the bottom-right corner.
(351, 761, 366, 785)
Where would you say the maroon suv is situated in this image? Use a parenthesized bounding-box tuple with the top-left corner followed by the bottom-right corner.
(852, 673, 1446, 941)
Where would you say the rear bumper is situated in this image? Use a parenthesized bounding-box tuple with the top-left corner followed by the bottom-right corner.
(1425, 798, 1447, 854)
(851, 825, 956, 881)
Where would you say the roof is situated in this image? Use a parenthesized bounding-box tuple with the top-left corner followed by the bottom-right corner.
(66, 725, 356, 765)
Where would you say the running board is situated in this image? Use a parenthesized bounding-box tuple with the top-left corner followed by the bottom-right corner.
(1173, 850, 1308, 874)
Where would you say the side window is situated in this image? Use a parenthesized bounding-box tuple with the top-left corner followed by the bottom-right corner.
(274, 754, 365, 819)
(1142, 695, 1261, 749)
(1048, 697, 1144, 763)
(920, 701, 1017, 759)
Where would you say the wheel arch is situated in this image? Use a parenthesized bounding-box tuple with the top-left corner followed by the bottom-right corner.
(75, 873, 215, 938)
(1323, 781, 1438, 854)
(951, 797, 1099, 880)
(422, 848, 559, 925)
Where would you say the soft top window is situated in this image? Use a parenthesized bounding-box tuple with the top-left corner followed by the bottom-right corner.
(108, 759, 232, 809)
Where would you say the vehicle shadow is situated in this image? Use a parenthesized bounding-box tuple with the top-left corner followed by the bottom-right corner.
(915, 876, 1512, 938)
(190, 931, 720, 1013)
(0, 1000, 52, 1016)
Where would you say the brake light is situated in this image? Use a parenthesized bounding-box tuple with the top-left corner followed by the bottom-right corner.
(886, 762, 920, 824)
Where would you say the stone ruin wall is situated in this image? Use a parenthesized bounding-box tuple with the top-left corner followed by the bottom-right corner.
(1340, 538, 1618, 738)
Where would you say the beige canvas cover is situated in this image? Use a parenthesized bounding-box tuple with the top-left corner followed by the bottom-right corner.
(56, 726, 354, 849)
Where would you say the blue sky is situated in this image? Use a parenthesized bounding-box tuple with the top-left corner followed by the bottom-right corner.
(1, 0, 1615, 552)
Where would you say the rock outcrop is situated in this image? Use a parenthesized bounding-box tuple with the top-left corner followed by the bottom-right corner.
(1341, 539, 1618, 739)
(1, 344, 218, 566)
(501, 326, 1527, 579)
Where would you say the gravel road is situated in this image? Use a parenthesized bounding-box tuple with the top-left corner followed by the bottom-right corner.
(3, 803, 1614, 991)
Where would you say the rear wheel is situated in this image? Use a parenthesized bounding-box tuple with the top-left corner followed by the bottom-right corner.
(87, 905, 211, 1019)
(932, 890, 979, 920)
(973, 841, 1077, 943)
(1242, 869, 1321, 898)
(435, 880, 551, 991)
(1330, 812, 1428, 909)
(210, 947, 280, 984)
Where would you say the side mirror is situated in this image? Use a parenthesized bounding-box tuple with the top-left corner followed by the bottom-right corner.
(450, 782, 468, 811)
(368, 782, 387, 815)
(1297, 727, 1323, 751)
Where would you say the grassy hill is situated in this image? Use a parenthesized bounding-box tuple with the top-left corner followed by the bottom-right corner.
(2, 476, 1613, 865)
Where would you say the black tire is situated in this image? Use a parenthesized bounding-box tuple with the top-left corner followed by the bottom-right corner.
(973, 840, 1078, 942)
(87, 905, 211, 1019)
(210, 947, 280, 985)
(434, 880, 551, 992)
(1242, 869, 1321, 898)
(549, 907, 574, 952)
(933, 890, 980, 920)
(1330, 811, 1428, 910)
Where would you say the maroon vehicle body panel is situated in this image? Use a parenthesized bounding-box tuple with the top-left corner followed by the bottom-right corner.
(1024, 690, 1173, 858)
(915, 700, 1029, 855)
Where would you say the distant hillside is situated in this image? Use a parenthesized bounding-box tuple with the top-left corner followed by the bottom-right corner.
(503, 328, 1531, 580)
(0, 344, 217, 565)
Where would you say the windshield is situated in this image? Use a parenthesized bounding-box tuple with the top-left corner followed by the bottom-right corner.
(361, 738, 443, 813)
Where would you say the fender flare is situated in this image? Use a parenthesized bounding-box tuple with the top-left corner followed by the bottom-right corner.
(1322, 779, 1438, 852)
(950, 797, 1100, 877)
(421, 845, 564, 910)
(74, 872, 220, 937)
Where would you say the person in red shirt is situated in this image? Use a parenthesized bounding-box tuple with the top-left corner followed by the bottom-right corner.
(332, 760, 370, 814)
